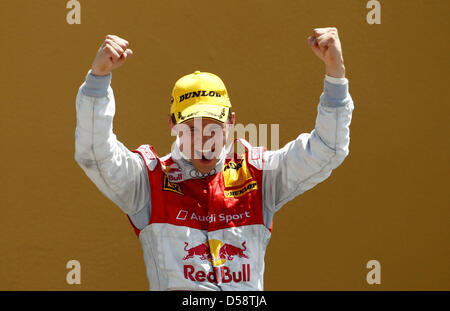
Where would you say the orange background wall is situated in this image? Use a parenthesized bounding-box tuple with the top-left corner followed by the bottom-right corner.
(0, 0, 448, 290)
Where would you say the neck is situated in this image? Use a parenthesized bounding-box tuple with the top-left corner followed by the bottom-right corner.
(171, 137, 232, 179)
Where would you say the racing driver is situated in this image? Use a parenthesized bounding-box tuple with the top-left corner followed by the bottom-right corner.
(74, 27, 354, 290)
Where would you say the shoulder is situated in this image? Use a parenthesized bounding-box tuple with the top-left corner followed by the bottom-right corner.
(232, 138, 266, 170)
(132, 144, 159, 171)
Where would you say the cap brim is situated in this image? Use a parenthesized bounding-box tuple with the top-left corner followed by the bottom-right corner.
(175, 103, 229, 124)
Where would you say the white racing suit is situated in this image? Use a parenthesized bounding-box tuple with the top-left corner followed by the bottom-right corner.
(74, 70, 354, 290)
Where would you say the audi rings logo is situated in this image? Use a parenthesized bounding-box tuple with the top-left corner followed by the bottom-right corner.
(189, 168, 217, 178)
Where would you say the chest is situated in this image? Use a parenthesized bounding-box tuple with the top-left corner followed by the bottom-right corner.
(148, 165, 264, 232)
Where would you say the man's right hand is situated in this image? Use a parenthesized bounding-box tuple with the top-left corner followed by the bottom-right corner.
(91, 35, 133, 76)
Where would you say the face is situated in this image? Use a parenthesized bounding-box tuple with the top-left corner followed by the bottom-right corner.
(170, 114, 235, 174)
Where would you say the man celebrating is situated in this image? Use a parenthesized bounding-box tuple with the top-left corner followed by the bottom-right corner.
(74, 27, 354, 290)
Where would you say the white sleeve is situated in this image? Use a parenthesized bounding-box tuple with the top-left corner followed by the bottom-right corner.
(74, 70, 151, 216)
(324, 74, 348, 85)
(262, 76, 354, 214)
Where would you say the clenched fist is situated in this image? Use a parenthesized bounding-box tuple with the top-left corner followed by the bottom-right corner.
(91, 35, 133, 76)
(308, 27, 345, 78)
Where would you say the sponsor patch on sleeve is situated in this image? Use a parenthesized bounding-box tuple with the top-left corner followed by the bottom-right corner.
(134, 145, 158, 171)
(251, 147, 262, 160)
(138, 145, 156, 160)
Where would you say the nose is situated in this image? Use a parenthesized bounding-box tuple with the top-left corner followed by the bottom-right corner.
(192, 136, 216, 151)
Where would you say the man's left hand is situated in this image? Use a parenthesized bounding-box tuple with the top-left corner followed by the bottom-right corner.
(308, 27, 345, 78)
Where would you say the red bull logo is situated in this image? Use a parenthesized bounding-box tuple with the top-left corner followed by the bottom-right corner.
(182, 239, 250, 284)
(183, 242, 212, 261)
(218, 241, 249, 261)
(162, 163, 183, 182)
(163, 163, 181, 174)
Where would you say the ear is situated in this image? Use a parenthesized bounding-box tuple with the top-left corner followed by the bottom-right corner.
(224, 112, 236, 142)
(229, 112, 236, 126)
(169, 116, 178, 137)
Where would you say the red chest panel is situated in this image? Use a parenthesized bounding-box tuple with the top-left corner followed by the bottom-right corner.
(130, 145, 264, 235)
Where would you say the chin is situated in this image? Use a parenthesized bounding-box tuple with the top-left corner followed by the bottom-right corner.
(192, 158, 219, 174)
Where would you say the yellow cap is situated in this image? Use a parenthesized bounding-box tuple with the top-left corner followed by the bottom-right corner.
(170, 70, 232, 124)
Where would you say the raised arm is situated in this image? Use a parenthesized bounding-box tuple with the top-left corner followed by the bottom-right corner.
(262, 27, 354, 214)
(74, 35, 150, 219)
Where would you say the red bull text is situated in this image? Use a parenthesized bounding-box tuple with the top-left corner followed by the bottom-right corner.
(184, 264, 251, 283)
(182, 240, 250, 284)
